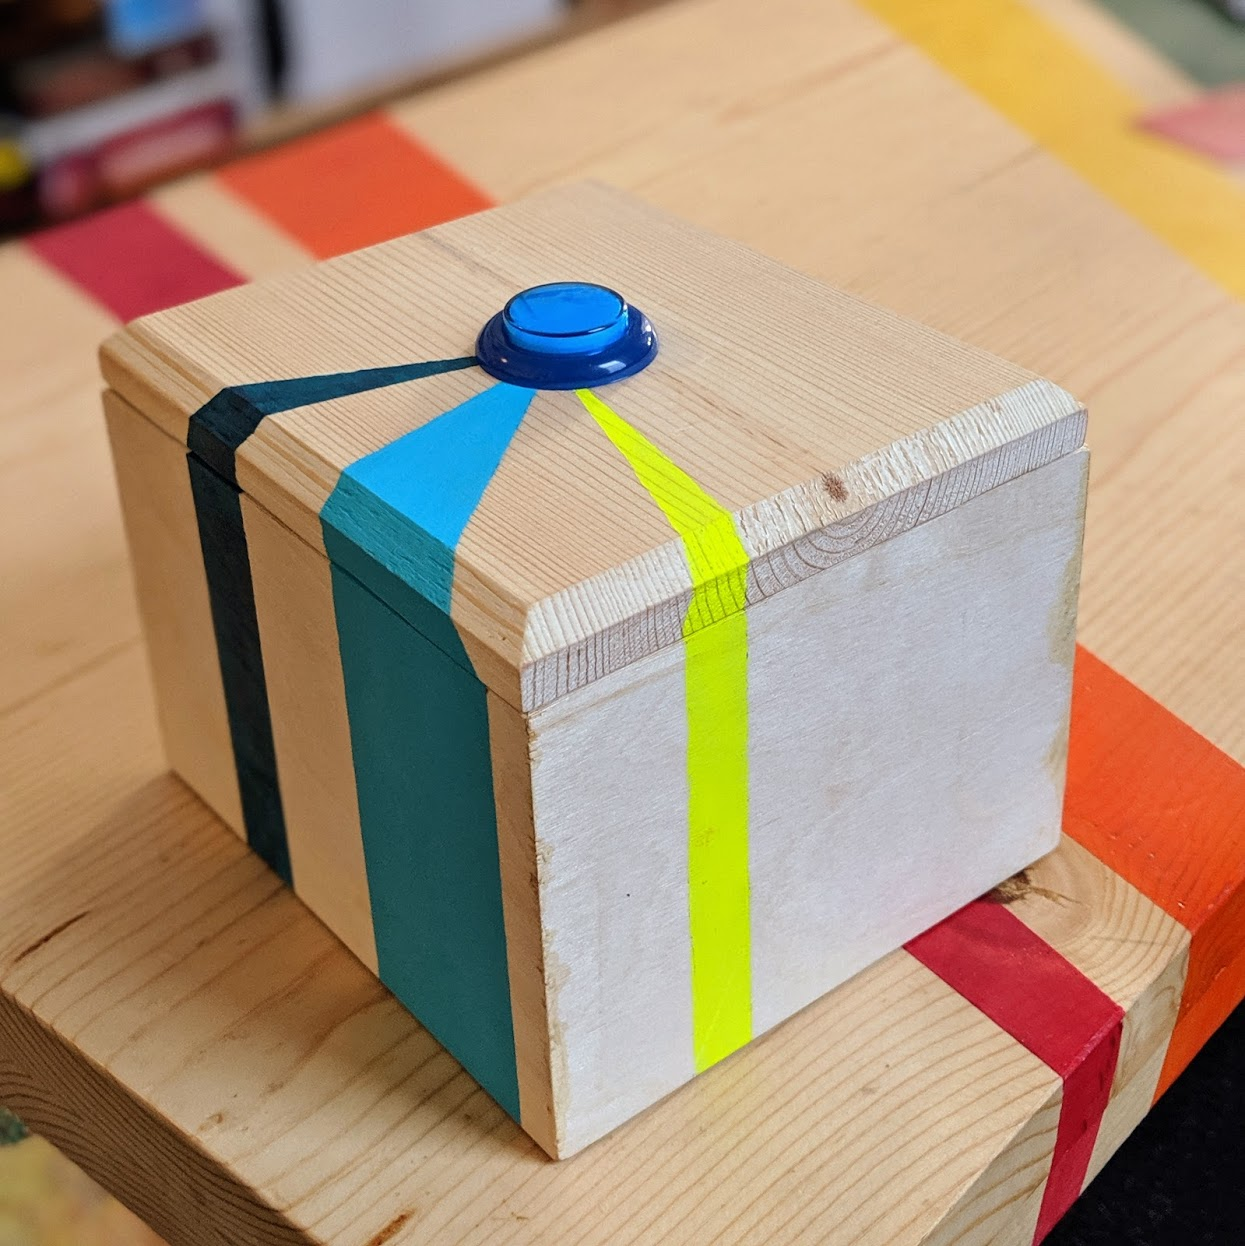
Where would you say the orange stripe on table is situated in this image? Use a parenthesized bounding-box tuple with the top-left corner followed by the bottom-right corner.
(217, 112, 493, 259)
(906, 899, 1124, 1244)
(1064, 645, 1245, 1099)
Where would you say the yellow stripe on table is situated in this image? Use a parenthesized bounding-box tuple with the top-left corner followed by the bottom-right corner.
(860, 0, 1245, 300)
(577, 387, 752, 1070)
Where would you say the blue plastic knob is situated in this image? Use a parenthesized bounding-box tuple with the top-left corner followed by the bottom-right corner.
(476, 281, 658, 389)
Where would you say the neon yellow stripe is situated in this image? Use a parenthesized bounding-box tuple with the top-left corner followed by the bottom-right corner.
(858, 0, 1245, 300)
(577, 389, 751, 1070)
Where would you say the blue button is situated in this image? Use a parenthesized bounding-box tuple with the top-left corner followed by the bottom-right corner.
(476, 281, 658, 390)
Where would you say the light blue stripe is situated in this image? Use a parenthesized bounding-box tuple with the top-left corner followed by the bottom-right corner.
(321, 380, 535, 1122)
(327, 381, 535, 610)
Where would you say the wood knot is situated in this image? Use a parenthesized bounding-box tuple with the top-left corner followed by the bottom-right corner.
(987, 869, 1069, 906)
(822, 471, 849, 503)
(367, 1213, 414, 1246)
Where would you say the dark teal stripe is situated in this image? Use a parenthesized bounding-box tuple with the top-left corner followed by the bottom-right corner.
(321, 382, 534, 1121)
(187, 455, 291, 883)
(188, 357, 478, 483)
(328, 563, 520, 1118)
(184, 354, 479, 889)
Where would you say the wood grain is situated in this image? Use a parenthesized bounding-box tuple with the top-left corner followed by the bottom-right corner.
(102, 182, 1084, 710)
(103, 177, 1089, 1156)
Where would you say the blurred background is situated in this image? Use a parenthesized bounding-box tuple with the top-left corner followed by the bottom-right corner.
(0, 0, 656, 231)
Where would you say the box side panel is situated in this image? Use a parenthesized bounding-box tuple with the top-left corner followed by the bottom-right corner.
(530, 450, 1086, 1155)
(103, 389, 244, 834)
(527, 645, 695, 1156)
(748, 450, 1088, 1034)
(241, 496, 378, 974)
(328, 562, 521, 1122)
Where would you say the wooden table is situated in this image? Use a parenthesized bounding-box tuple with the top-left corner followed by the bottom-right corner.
(3, 1, 1243, 1243)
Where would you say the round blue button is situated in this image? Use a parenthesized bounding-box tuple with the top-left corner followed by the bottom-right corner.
(476, 281, 658, 389)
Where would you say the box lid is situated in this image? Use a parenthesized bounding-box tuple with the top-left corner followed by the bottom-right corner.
(101, 181, 1086, 712)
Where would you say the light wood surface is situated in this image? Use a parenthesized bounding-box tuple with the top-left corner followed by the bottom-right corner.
(2, 0, 1243, 1241)
(101, 181, 1084, 710)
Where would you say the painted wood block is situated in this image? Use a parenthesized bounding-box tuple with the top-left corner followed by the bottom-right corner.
(99, 181, 1088, 1158)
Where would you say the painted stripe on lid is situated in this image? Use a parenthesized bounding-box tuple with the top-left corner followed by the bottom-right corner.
(576, 387, 751, 1072)
(28, 199, 243, 320)
(189, 357, 477, 484)
(906, 898, 1124, 1244)
(217, 112, 493, 259)
(1064, 645, 1245, 1099)
(859, 0, 1245, 300)
(321, 379, 535, 1121)
(322, 380, 535, 616)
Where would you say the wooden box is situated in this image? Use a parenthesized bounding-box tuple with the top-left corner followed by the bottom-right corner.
(100, 182, 1088, 1159)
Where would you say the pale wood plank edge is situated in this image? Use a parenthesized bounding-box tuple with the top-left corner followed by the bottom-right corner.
(519, 399, 1088, 709)
(0, 993, 310, 1246)
(487, 692, 559, 1157)
(100, 325, 223, 446)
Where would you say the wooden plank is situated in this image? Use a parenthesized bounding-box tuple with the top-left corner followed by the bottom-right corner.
(152, 176, 314, 280)
(0, 247, 132, 715)
(27, 200, 242, 321)
(1064, 647, 1245, 1096)
(1026, 0, 1201, 107)
(0, 649, 1068, 1243)
(0, 649, 1189, 1244)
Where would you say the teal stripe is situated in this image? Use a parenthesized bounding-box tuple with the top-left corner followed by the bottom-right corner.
(321, 381, 535, 1120)
(1093, 0, 1245, 89)
(329, 564, 519, 1116)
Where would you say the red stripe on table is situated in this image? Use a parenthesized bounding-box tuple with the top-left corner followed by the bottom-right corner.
(906, 899, 1123, 1244)
(217, 112, 493, 259)
(1064, 646, 1245, 1099)
(27, 199, 243, 321)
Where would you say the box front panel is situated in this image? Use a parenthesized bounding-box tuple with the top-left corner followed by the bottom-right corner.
(748, 450, 1087, 1033)
(528, 450, 1086, 1152)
